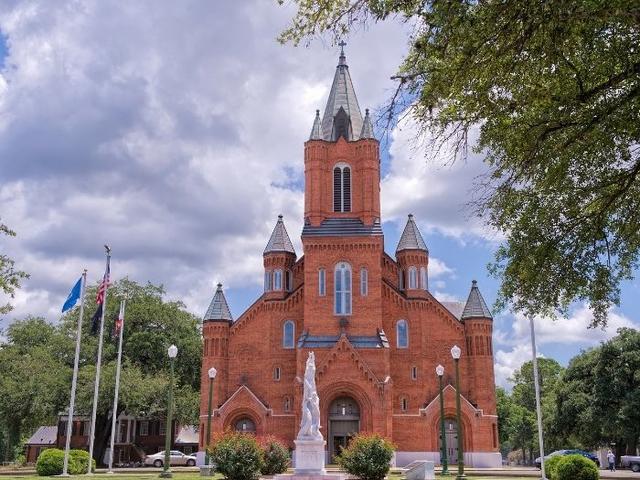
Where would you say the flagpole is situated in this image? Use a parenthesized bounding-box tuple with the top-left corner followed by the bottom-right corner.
(87, 246, 111, 474)
(61, 270, 87, 477)
(530, 316, 547, 480)
(107, 299, 126, 474)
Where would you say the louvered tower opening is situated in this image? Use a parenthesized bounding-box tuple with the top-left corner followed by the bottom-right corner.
(333, 167, 342, 212)
(333, 166, 352, 213)
(342, 167, 351, 212)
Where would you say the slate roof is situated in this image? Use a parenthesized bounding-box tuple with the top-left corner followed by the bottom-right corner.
(360, 109, 375, 139)
(441, 301, 466, 320)
(320, 50, 364, 141)
(264, 215, 296, 255)
(26, 426, 57, 445)
(203, 283, 233, 322)
(461, 280, 493, 320)
(297, 330, 389, 349)
(309, 110, 322, 140)
(302, 217, 383, 237)
(396, 214, 428, 253)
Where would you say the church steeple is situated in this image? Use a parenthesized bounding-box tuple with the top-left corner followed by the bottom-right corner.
(319, 43, 364, 142)
(204, 283, 233, 323)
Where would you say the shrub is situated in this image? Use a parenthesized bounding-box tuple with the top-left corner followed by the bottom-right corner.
(210, 432, 264, 480)
(556, 454, 599, 480)
(258, 436, 290, 475)
(69, 449, 95, 474)
(36, 449, 65, 476)
(336, 434, 395, 480)
(544, 454, 564, 480)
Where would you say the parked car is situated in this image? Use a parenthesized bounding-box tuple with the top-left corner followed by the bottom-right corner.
(535, 449, 600, 468)
(621, 455, 640, 472)
(144, 450, 197, 467)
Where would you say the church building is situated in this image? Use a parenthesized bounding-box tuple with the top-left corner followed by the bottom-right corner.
(199, 49, 500, 468)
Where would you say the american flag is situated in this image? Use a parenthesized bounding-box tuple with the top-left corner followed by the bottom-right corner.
(96, 263, 110, 305)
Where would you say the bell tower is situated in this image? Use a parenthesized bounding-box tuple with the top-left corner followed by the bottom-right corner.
(301, 46, 383, 337)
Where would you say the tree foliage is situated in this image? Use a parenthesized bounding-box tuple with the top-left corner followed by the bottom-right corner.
(280, 0, 640, 326)
(0, 279, 202, 463)
(0, 220, 29, 314)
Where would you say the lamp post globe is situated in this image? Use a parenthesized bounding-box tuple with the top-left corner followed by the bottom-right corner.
(160, 345, 178, 478)
(436, 364, 449, 475)
(208, 367, 217, 379)
(450, 345, 465, 479)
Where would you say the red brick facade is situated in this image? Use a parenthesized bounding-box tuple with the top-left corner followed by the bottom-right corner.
(199, 54, 500, 467)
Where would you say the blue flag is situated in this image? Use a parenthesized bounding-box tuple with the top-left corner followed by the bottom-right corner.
(62, 277, 82, 313)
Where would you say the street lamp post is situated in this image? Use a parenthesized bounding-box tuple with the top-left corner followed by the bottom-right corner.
(436, 364, 449, 476)
(160, 344, 178, 479)
(451, 345, 465, 480)
(205, 367, 217, 468)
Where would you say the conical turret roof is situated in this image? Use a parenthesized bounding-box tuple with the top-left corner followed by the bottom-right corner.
(360, 108, 375, 139)
(309, 110, 322, 140)
(396, 214, 428, 253)
(204, 283, 233, 322)
(461, 280, 492, 320)
(264, 215, 296, 255)
(320, 46, 364, 141)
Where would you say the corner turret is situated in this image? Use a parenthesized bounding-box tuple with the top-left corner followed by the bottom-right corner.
(263, 215, 296, 299)
(395, 214, 429, 296)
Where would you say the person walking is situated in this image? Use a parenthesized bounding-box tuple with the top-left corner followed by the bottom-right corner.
(607, 449, 616, 472)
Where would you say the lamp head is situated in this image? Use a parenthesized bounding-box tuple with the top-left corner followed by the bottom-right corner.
(208, 367, 217, 379)
(451, 344, 462, 360)
(168, 344, 178, 358)
(435, 364, 444, 377)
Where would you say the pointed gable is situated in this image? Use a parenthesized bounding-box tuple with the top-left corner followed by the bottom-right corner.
(204, 283, 233, 322)
(396, 214, 428, 253)
(264, 215, 296, 255)
(461, 280, 493, 320)
(320, 48, 364, 142)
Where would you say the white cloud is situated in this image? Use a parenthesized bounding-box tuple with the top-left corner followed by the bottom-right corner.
(494, 344, 536, 389)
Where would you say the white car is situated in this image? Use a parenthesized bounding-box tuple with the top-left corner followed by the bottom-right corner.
(144, 450, 197, 467)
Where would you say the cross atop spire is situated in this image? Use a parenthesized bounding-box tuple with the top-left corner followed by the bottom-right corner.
(339, 40, 346, 55)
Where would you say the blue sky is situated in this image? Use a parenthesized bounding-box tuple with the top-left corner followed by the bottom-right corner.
(0, 2, 637, 389)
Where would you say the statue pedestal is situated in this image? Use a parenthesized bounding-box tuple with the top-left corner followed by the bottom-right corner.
(294, 438, 326, 475)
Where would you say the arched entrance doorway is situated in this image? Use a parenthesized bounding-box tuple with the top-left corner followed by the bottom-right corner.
(440, 418, 458, 464)
(328, 397, 360, 462)
(234, 417, 256, 433)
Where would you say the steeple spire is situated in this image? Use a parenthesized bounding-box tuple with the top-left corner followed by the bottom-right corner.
(319, 45, 364, 141)
(309, 110, 322, 140)
(461, 280, 493, 320)
(396, 214, 428, 253)
(264, 215, 296, 255)
(204, 283, 233, 322)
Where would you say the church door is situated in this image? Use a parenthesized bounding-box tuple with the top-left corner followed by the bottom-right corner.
(328, 397, 360, 462)
(442, 419, 458, 464)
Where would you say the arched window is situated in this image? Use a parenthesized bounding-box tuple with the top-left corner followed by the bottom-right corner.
(283, 320, 295, 349)
(333, 164, 351, 213)
(264, 271, 272, 292)
(284, 397, 291, 412)
(398, 270, 404, 290)
(420, 266, 428, 291)
(273, 269, 283, 290)
(408, 267, 417, 289)
(273, 366, 281, 381)
(318, 268, 326, 296)
(334, 262, 352, 315)
(400, 397, 408, 412)
(285, 270, 293, 291)
(397, 319, 408, 348)
(360, 267, 368, 296)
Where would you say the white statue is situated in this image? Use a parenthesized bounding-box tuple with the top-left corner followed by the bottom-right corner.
(298, 352, 322, 440)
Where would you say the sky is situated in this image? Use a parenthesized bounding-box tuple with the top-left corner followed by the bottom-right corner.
(0, 1, 638, 389)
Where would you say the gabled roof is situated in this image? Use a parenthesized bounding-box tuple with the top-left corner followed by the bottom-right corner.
(461, 280, 493, 320)
(309, 109, 322, 140)
(26, 426, 57, 445)
(320, 49, 363, 141)
(264, 215, 296, 255)
(396, 214, 428, 253)
(360, 108, 375, 139)
(203, 283, 233, 322)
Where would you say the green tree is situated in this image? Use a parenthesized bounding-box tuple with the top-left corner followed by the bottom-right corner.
(0, 220, 29, 314)
(280, 0, 640, 326)
(556, 328, 640, 457)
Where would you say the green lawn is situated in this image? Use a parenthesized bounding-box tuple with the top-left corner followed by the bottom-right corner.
(0, 473, 536, 480)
